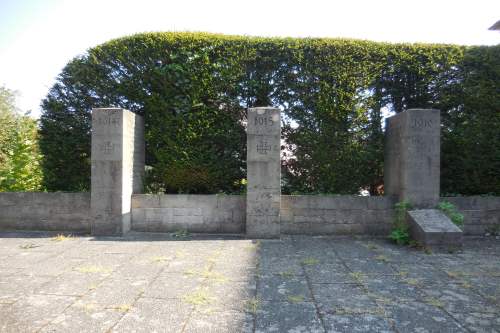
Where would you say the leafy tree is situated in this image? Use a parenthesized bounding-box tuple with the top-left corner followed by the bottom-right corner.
(0, 86, 43, 191)
(39, 33, 500, 195)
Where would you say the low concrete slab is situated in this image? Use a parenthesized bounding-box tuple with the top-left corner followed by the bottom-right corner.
(407, 209, 463, 250)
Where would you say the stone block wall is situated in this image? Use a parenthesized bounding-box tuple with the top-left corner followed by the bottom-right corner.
(131, 194, 245, 233)
(0, 192, 498, 236)
(281, 195, 395, 235)
(0, 192, 90, 232)
(444, 196, 500, 236)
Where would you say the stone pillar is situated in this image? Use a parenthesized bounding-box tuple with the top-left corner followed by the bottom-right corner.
(246, 107, 281, 238)
(385, 109, 440, 208)
(91, 108, 145, 235)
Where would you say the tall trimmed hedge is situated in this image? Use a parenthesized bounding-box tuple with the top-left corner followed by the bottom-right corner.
(40, 32, 500, 195)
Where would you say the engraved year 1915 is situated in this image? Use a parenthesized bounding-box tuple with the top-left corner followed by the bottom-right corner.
(255, 116, 274, 126)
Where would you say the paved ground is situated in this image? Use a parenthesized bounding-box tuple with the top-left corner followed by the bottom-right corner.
(0, 232, 499, 333)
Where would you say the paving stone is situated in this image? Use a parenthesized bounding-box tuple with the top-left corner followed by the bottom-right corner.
(22, 257, 86, 277)
(389, 262, 450, 282)
(40, 303, 124, 333)
(57, 244, 112, 258)
(447, 311, 500, 333)
(304, 263, 352, 283)
(211, 263, 258, 282)
(1, 251, 56, 269)
(361, 243, 426, 264)
(464, 275, 500, 303)
(112, 257, 165, 280)
(258, 255, 304, 275)
(79, 277, 148, 307)
(0, 233, 499, 332)
(322, 313, 394, 333)
(0, 275, 53, 303)
(327, 240, 378, 258)
(383, 301, 467, 333)
(363, 275, 423, 303)
(313, 283, 379, 314)
(257, 274, 311, 302)
(255, 301, 323, 333)
(419, 282, 498, 314)
(207, 280, 256, 311)
(35, 271, 110, 296)
(344, 257, 397, 275)
(0, 294, 76, 332)
(184, 309, 253, 333)
(0, 267, 20, 277)
(111, 298, 192, 332)
(142, 273, 203, 299)
(161, 256, 212, 274)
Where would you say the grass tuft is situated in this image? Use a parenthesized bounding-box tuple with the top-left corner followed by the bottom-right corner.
(403, 278, 421, 286)
(184, 268, 227, 283)
(74, 265, 112, 274)
(111, 304, 132, 312)
(19, 243, 41, 249)
(172, 229, 190, 239)
(151, 256, 169, 263)
(349, 271, 366, 283)
(301, 257, 319, 266)
(245, 297, 260, 314)
(51, 234, 73, 242)
(366, 243, 379, 250)
(424, 297, 444, 308)
(279, 270, 295, 279)
(287, 295, 305, 303)
(334, 306, 384, 315)
(183, 289, 213, 306)
(374, 255, 390, 263)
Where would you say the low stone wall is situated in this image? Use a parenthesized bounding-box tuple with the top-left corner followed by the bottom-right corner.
(0, 192, 497, 237)
(131, 194, 246, 233)
(281, 195, 396, 235)
(444, 196, 500, 236)
(0, 192, 91, 232)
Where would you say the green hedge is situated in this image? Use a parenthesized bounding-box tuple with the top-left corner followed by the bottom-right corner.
(39, 32, 500, 195)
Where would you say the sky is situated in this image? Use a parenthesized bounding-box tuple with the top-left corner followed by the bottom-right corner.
(0, 0, 499, 118)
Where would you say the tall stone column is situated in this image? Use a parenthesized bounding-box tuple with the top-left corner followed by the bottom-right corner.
(91, 108, 145, 236)
(385, 109, 440, 208)
(246, 107, 281, 238)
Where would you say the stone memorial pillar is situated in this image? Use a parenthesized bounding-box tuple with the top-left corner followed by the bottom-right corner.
(246, 107, 281, 238)
(385, 109, 440, 208)
(91, 108, 145, 235)
(386, 109, 462, 250)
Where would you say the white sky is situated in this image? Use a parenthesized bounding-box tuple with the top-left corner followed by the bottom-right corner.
(0, 0, 498, 118)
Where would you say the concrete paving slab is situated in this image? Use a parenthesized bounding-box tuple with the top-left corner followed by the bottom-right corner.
(183, 309, 253, 333)
(0, 294, 76, 332)
(110, 298, 192, 332)
(255, 301, 323, 333)
(0, 232, 499, 332)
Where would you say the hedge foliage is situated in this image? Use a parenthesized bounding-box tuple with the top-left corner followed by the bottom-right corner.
(40, 32, 500, 195)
